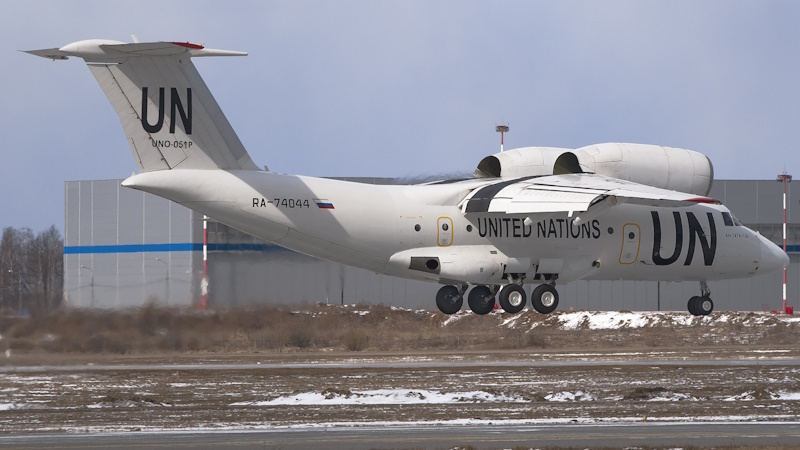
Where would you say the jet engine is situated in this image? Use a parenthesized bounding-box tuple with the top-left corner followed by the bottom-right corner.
(474, 143, 714, 196)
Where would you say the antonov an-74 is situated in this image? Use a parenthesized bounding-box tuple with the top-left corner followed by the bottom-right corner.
(27, 39, 788, 316)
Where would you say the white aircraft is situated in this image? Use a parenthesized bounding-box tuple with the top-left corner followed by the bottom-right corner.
(27, 39, 788, 316)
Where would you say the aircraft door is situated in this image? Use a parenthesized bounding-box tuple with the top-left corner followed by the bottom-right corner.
(619, 223, 641, 264)
(399, 215, 424, 247)
(437, 217, 453, 247)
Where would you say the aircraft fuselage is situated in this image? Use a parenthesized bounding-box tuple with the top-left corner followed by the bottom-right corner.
(123, 169, 778, 287)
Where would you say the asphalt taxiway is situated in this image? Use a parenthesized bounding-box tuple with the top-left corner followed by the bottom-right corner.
(1, 422, 800, 449)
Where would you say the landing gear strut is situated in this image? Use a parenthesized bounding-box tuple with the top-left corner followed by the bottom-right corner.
(688, 282, 714, 316)
(436, 284, 466, 315)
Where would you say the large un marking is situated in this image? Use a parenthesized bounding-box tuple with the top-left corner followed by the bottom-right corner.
(141, 87, 192, 135)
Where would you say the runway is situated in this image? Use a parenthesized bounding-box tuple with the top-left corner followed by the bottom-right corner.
(3, 352, 800, 446)
(2, 422, 800, 449)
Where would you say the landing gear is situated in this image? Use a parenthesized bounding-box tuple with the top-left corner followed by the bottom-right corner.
(688, 296, 714, 316)
(531, 284, 559, 314)
(468, 285, 496, 315)
(688, 282, 714, 316)
(498, 284, 526, 314)
(436, 285, 464, 315)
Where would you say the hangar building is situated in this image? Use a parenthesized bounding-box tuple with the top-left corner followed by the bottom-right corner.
(63, 178, 798, 312)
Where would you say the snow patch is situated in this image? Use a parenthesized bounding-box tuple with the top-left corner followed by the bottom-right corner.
(231, 389, 524, 406)
(545, 391, 595, 402)
(558, 311, 652, 330)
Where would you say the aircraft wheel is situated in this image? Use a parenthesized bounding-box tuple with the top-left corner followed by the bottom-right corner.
(688, 296, 701, 316)
(498, 284, 526, 314)
(436, 285, 463, 315)
(531, 284, 559, 314)
(697, 296, 714, 316)
(468, 285, 495, 315)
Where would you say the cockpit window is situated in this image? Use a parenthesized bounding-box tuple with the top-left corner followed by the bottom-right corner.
(722, 211, 742, 227)
(722, 212, 734, 227)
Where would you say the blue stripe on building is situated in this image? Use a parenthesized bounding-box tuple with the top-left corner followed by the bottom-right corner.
(61, 243, 800, 255)
(63, 243, 287, 254)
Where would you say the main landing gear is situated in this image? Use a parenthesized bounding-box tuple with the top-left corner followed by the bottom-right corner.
(687, 281, 714, 316)
(435, 281, 559, 316)
(435, 284, 466, 315)
(468, 285, 496, 315)
(531, 284, 559, 314)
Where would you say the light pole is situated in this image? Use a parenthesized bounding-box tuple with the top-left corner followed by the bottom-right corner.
(155, 258, 170, 305)
(496, 125, 509, 153)
(80, 264, 94, 307)
(201, 215, 209, 310)
(777, 172, 792, 314)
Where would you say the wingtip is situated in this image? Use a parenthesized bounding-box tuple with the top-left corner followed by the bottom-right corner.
(22, 48, 69, 60)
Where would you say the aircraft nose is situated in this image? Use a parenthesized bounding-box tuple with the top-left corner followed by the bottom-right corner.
(758, 234, 790, 274)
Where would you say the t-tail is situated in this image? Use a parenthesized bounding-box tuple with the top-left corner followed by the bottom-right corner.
(25, 39, 260, 172)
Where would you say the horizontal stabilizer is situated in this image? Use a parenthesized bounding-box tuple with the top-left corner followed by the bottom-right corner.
(23, 39, 246, 63)
(23, 48, 69, 60)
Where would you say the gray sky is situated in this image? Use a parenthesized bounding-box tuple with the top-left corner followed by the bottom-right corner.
(2, 1, 799, 233)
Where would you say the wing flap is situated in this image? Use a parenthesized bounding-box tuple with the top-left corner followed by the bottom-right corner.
(461, 174, 718, 214)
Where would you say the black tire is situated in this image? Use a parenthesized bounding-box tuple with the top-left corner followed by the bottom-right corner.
(531, 284, 558, 314)
(498, 284, 526, 314)
(688, 296, 701, 316)
(436, 285, 462, 315)
(467, 285, 495, 315)
(697, 296, 714, 315)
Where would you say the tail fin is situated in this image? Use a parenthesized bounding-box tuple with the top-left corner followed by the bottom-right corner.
(26, 39, 260, 172)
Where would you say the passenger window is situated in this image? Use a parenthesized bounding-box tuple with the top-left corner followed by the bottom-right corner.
(722, 212, 734, 227)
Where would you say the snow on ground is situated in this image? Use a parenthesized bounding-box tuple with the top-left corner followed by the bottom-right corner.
(545, 391, 595, 402)
(557, 311, 653, 330)
(231, 389, 526, 406)
(517, 310, 800, 331)
(441, 310, 469, 326)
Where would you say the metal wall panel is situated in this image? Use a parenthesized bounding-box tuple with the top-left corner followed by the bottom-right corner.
(144, 195, 171, 244)
(90, 180, 119, 245)
(755, 180, 783, 224)
(78, 183, 93, 247)
(721, 181, 759, 224)
(64, 180, 199, 308)
(118, 188, 144, 245)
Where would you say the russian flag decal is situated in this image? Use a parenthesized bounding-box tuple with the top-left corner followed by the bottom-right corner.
(314, 199, 335, 209)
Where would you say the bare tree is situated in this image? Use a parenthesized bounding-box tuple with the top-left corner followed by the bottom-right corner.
(0, 226, 63, 312)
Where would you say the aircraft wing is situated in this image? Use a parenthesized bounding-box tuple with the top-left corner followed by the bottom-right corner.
(460, 173, 718, 215)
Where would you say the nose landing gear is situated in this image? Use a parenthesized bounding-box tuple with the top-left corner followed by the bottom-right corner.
(688, 282, 714, 316)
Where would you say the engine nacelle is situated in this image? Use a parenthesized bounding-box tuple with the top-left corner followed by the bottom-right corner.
(474, 143, 714, 196)
(474, 146, 578, 178)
